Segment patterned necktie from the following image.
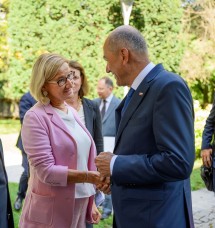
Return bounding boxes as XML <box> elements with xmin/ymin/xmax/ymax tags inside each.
<box><xmin>101</xmin><ymin>99</ymin><xmax>106</xmax><ymax>119</ymax></box>
<box><xmin>121</xmin><ymin>88</ymin><xmax>135</xmax><ymax>116</ymax></box>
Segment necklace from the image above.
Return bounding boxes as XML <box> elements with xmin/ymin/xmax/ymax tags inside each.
<box><xmin>76</xmin><ymin>98</ymin><xmax>82</xmax><ymax>111</ymax></box>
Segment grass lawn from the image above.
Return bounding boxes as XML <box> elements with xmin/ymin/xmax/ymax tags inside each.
<box><xmin>0</xmin><ymin>119</ymin><xmax>20</xmax><ymax>134</ymax></box>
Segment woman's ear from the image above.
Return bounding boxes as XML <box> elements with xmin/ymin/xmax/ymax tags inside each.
<box><xmin>41</xmin><ymin>85</ymin><xmax>48</xmax><ymax>96</ymax></box>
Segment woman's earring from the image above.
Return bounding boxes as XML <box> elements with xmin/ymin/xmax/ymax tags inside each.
<box><xmin>43</xmin><ymin>91</ymin><xmax>48</xmax><ymax>97</ymax></box>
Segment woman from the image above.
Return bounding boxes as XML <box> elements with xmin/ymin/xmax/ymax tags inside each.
<box><xmin>20</xmin><ymin>53</ymin><xmax>102</xmax><ymax>228</ymax></box>
<box><xmin>65</xmin><ymin>60</ymin><xmax>104</xmax><ymax>228</ymax></box>
<box><xmin>65</xmin><ymin>60</ymin><xmax>103</xmax><ymax>154</ymax></box>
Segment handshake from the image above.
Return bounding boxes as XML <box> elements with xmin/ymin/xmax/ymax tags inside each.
<box><xmin>88</xmin><ymin>152</ymin><xmax>114</xmax><ymax>194</ymax></box>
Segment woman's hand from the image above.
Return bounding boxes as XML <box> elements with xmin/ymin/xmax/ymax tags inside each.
<box><xmin>91</xmin><ymin>201</ymin><xmax>101</xmax><ymax>224</ymax></box>
<box><xmin>87</xmin><ymin>171</ymin><xmax>101</xmax><ymax>184</ymax></box>
<box><xmin>201</xmin><ymin>148</ymin><xmax>212</xmax><ymax>167</ymax></box>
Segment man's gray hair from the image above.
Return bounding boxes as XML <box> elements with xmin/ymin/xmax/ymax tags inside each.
<box><xmin>108</xmin><ymin>26</ymin><xmax>148</xmax><ymax>54</ymax></box>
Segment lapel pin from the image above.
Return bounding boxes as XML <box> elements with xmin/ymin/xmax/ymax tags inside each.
<box><xmin>139</xmin><ymin>92</ymin><xmax>143</xmax><ymax>96</ymax></box>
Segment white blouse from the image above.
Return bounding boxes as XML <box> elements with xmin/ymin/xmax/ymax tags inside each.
<box><xmin>54</xmin><ymin>107</ymin><xmax>95</xmax><ymax>198</ymax></box>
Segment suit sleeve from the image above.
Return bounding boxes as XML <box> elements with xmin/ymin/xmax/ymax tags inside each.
<box><xmin>93</xmin><ymin>103</ymin><xmax>104</xmax><ymax>154</ymax></box>
<box><xmin>21</xmin><ymin>111</ymin><xmax>68</xmax><ymax>186</ymax></box>
<box><xmin>201</xmin><ymin>94</ymin><xmax>215</xmax><ymax>150</ymax></box>
<box><xmin>112</xmin><ymin>80</ymin><xmax>195</xmax><ymax>184</ymax></box>
<box><xmin>19</xmin><ymin>93</ymin><xmax>35</xmax><ymax>123</ymax></box>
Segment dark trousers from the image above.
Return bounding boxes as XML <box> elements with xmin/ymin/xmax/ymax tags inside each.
<box><xmin>102</xmin><ymin>194</ymin><xmax>112</xmax><ymax>215</ymax></box>
<box><xmin>17</xmin><ymin>150</ymin><xmax>29</xmax><ymax>199</ymax></box>
<box><xmin>86</xmin><ymin>223</ymin><xmax>93</xmax><ymax>228</ymax></box>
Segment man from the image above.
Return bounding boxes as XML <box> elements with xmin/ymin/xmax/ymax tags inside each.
<box><xmin>201</xmin><ymin>94</ymin><xmax>215</xmax><ymax>167</ymax></box>
<box><xmin>14</xmin><ymin>91</ymin><xmax>36</xmax><ymax>210</ymax></box>
<box><xmin>95</xmin><ymin>25</ymin><xmax>195</xmax><ymax>228</ymax></box>
<box><xmin>94</xmin><ymin>76</ymin><xmax>120</xmax><ymax>220</ymax></box>
<box><xmin>0</xmin><ymin>139</ymin><xmax>14</xmax><ymax>228</ymax></box>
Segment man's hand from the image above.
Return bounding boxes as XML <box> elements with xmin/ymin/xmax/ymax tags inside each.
<box><xmin>95</xmin><ymin>152</ymin><xmax>114</xmax><ymax>177</ymax></box>
<box><xmin>96</xmin><ymin>176</ymin><xmax>111</xmax><ymax>194</ymax></box>
<box><xmin>201</xmin><ymin>148</ymin><xmax>212</xmax><ymax>167</ymax></box>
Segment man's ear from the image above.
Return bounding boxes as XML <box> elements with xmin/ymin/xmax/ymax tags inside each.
<box><xmin>121</xmin><ymin>48</ymin><xmax>129</xmax><ymax>64</ymax></box>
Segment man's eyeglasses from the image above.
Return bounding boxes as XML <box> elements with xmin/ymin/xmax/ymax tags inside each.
<box><xmin>47</xmin><ymin>71</ymin><xmax>75</xmax><ymax>87</ymax></box>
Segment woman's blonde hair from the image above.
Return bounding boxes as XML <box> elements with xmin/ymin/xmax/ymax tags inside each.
<box><xmin>30</xmin><ymin>53</ymin><xmax>68</xmax><ymax>104</ymax></box>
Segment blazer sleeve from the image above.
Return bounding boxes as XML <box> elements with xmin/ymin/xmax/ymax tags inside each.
<box><xmin>112</xmin><ymin>79</ymin><xmax>195</xmax><ymax>185</ymax></box>
<box><xmin>201</xmin><ymin>95</ymin><xmax>215</xmax><ymax>150</ymax></box>
<box><xmin>21</xmin><ymin>110</ymin><xmax>68</xmax><ymax>186</ymax></box>
<box><xmin>92</xmin><ymin>102</ymin><xmax>104</xmax><ymax>154</ymax></box>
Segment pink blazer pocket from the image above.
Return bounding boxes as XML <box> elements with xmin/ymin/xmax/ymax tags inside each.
<box><xmin>27</xmin><ymin>191</ymin><xmax>54</xmax><ymax>226</ymax></box>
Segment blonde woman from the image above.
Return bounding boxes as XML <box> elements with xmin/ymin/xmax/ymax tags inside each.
<box><xmin>19</xmin><ymin>53</ymin><xmax>102</xmax><ymax>228</ymax></box>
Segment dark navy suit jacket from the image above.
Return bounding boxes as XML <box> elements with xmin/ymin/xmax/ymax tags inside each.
<box><xmin>112</xmin><ymin>64</ymin><xmax>195</xmax><ymax>228</ymax></box>
<box><xmin>82</xmin><ymin>98</ymin><xmax>103</xmax><ymax>154</ymax></box>
<box><xmin>0</xmin><ymin>139</ymin><xmax>14</xmax><ymax>228</ymax></box>
<box><xmin>16</xmin><ymin>92</ymin><xmax>36</xmax><ymax>152</ymax></box>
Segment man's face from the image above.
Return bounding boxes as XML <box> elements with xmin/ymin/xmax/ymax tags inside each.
<box><xmin>97</xmin><ymin>79</ymin><xmax>112</xmax><ymax>100</ymax></box>
<box><xmin>103</xmin><ymin>41</ymin><xmax>127</xmax><ymax>86</ymax></box>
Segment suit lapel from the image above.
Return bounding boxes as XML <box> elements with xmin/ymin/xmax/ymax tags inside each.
<box><xmin>103</xmin><ymin>97</ymin><xmax>116</xmax><ymax>123</ymax></box>
<box><xmin>82</xmin><ymin>99</ymin><xmax>94</xmax><ymax>134</ymax></box>
<box><xmin>115</xmin><ymin>83</ymin><xmax>149</xmax><ymax>145</ymax></box>
<box><xmin>115</xmin><ymin>64</ymin><xmax>165</xmax><ymax>150</ymax></box>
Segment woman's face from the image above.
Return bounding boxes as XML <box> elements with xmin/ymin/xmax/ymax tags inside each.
<box><xmin>70</xmin><ymin>67</ymin><xmax>82</xmax><ymax>96</ymax></box>
<box><xmin>43</xmin><ymin>62</ymin><xmax>74</xmax><ymax>105</ymax></box>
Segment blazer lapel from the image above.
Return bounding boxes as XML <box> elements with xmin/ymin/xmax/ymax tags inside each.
<box><xmin>82</xmin><ymin>99</ymin><xmax>94</xmax><ymax>134</ymax></box>
<box><xmin>43</xmin><ymin>103</ymin><xmax>72</xmax><ymax>137</ymax></box>
<box><xmin>115</xmin><ymin>64</ymin><xmax>165</xmax><ymax>149</ymax></box>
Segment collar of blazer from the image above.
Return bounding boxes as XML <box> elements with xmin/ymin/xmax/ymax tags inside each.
<box><xmin>42</xmin><ymin>103</ymin><xmax>93</xmax><ymax>142</ymax></box>
<box><xmin>114</xmin><ymin>64</ymin><xmax>165</xmax><ymax>151</ymax></box>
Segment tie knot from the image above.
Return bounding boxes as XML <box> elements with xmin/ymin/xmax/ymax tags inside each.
<box><xmin>127</xmin><ymin>88</ymin><xmax>135</xmax><ymax>98</ymax></box>
<box><xmin>103</xmin><ymin>99</ymin><xmax>106</xmax><ymax>103</ymax></box>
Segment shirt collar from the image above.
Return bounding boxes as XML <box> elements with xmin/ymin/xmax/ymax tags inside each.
<box><xmin>131</xmin><ymin>62</ymin><xmax>155</xmax><ymax>90</ymax></box>
<box><xmin>105</xmin><ymin>93</ymin><xmax>113</xmax><ymax>103</ymax></box>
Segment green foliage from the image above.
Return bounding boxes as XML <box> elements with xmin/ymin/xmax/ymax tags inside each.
<box><xmin>8</xmin><ymin>182</ymin><xmax>21</xmax><ymax>228</ymax></box>
<box><xmin>0</xmin><ymin>118</ymin><xmax>20</xmax><ymax>134</ymax></box>
<box><xmin>0</xmin><ymin>0</ymin><xmax>9</xmax><ymax>98</ymax></box>
<box><xmin>180</xmin><ymin>0</ymin><xmax>215</xmax><ymax>105</ymax></box>
<box><xmin>190</xmin><ymin>159</ymin><xmax>205</xmax><ymax>191</ymax></box>
<box><xmin>132</xmin><ymin>0</ymin><xmax>184</xmax><ymax>73</ymax></box>
<box><xmin>5</xmin><ymin>0</ymin><xmax>184</xmax><ymax>100</ymax></box>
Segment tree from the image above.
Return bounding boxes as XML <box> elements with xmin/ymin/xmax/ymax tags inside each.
<box><xmin>180</xmin><ymin>0</ymin><xmax>215</xmax><ymax>106</ymax></box>
<box><xmin>5</xmin><ymin>0</ymin><xmax>184</xmax><ymax>101</ymax></box>
<box><xmin>0</xmin><ymin>0</ymin><xmax>9</xmax><ymax>98</ymax></box>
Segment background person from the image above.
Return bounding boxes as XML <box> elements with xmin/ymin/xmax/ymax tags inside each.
<box><xmin>201</xmin><ymin>94</ymin><xmax>215</xmax><ymax>167</ymax></box>
<box><xmin>14</xmin><ymin>91</ymin><xmax>36</xmax><ymax>211</ymax></box>
<box><xmin>0</xmin><ymin>138</ymin><xmax>14</xmax><ymax>228</ymax></box>
<box><xmin>65</xmin><ymin>60</ymin><xmax>103</xmax><ymax>154</ymax></box>
<box><xmin>65</xmin><ymin>60</ymin><xmax>104</xmax><ymax>228</ymax></box>
<box><xmin>20</xmin><ymin>53</ymin><xmax>102</xmax><ymax>228</ymax></box>
<box><xmin>95</xmin><ymin>25</ymin><xmax>195</xmax><ymax>228</ymax></box>
<box><xmin>94</xmin><ymin>76</ymin><xmax>120</xmax><ymax>220</ymax></box>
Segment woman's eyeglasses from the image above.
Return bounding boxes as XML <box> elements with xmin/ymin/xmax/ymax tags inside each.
<box><xmin>47</xmin><ymin>71</ymin><xmax>75</xmax><ymax>87</ymax></box>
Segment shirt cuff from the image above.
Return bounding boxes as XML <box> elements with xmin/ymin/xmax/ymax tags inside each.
<box><xmin>110</xmin><ymin>155</ymin><xmax>118</xmax><ymax>175</ymax></box>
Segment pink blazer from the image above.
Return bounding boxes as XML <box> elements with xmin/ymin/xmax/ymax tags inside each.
<box><xmin>19</xmin><ymin>102</ymin><xmax>97</xmax><ymax>228</ymax></box>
